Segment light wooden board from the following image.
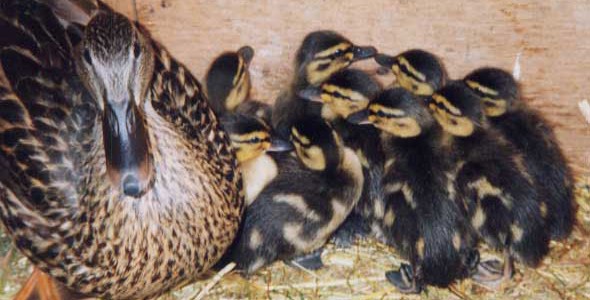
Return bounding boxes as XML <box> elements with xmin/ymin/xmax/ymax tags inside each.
<box><xmin>105</xmin><ymin>0</ymin><xmax>590</xmax><ymax>175</ymax></box>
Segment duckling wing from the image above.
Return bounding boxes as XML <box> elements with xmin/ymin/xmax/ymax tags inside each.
<box><xmin>1</xmin><ymin>0</ymin><xmax>100</xmax><ymax>221</ymax></box>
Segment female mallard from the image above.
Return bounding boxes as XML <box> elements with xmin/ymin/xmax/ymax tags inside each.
<box><xmin>0</xmin><ymin>0</ymin><xmax>243</xmax><ymax>299</ymax></box>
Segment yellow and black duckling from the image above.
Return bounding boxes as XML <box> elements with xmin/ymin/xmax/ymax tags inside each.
<box><xmin>221</xmin><ymin>113</ymin><xmax>293</xmax><ymax>206</ymax></box>
<box><xmin>427</xmin><ymin>82</ymin><xmax>550</xmax><ymax>288</ymax></box>
<box><xmin>463</xmin><ymin>68</ymin><xmax>575</xmax><ymax>241</ymax></box>
<box><xmin>227</xmin><ymin>116</ymin><xmax>364</xmax><ymax>274</ymax></box>
<box><xmin>205</xmin><ymin>45</ymin><xmax>271</xmax><ymax>122</ymax></box>
<box><xmin>375</xmin><ymin>49</ymin><xmax>446</xmax><ymax>97</ymax></box>
<box><xmin>298</xmin><ymin>69</ymin><xmax>383</xmax><ymax>246</ymax></box>
<box><xmin>272</xmin><ymin>30</ymin><xmax>377</xmax><ymax>138</ymax></box>
<box><xmin>0</xmin><ymin>1</ymin><xmax>242</xmax><ymax>299</ymax></box>
<box><xmin>347</xmin><ymin>88</ymin><xmax>479</xmax><ymax>293</ymax></box>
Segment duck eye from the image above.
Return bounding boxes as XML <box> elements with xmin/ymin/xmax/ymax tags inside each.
<box><xmin>251</xmin><ymin>137</ymin><xmax>260</xmax><ymax>143</ymax></box>
<box><xmin>133</xmin><ymin>43</ymin><xmax>141</xmax><ymax>59</ymax></box>
<box><xmin>83</xmin><ymin>49</ymin><xmax>92</xmax><ymax>65</ymax></box>
<box><xmin>376</xmin><ymin>111</ymin><xmax>386</xmax><ymax>117</ymax></box>
<box><xmin>333</xmin><ymin>49</ymin><xmax>343</xmax><ymax>56</ymax></box>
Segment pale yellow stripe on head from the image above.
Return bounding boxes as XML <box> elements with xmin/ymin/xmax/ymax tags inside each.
<box><xmin>398</xmin><ymin>56</ymin><xmax>426</xmax><ymax>82</ymax></box>
<box><xmin>323</xmin><ymin>84</ymin><xmax>369</xmax><ymax>103</ymax></box>
<box><xmin>432</xmin><ymin>94</ymin><xmax>462</xmax><ymax>116</ymax></box>
<box><xmin>313</xmin><ymin>42</ymin><xmax>352</xmax><ymax>58</ymax></box>
<box><xmin>465</xmin><ymin>80</ymin><xmax>499</xmax><ymax>96</ymax></box>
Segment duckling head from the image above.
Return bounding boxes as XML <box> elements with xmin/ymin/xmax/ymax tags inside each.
<box><xmin>290</xmin><ymin>117</ymin><xmax>343</xmax><ymax>172</ymax></box>
<box><xmin>76</xmin><ymin>12</ymin><xmax>155</xmax><ymax>197</ymax></box>
<box><xmin>295</xmin><ymin>30</ymin><xmax>377</xmax><ymax>87</ymax></box>
<box><xmin>426</xmin><ymin>81</ymin><xmax>484</xmax><ymax>137</ymax></box>
<box><xmin>375</xmin><ymin>49</ymin><xmax>446</xmax><ymax>96</ymax></box>
<box><xmin>205</xmin><ymin>46</ymin><xmax>255</xmax><ymax>115</ymax></box>
<box><xmin>464</xmin><ymin>67</ymin><xmax>519</xmax><ymax>117</ymax></box>
<box><xmin>298</xmin><ymin>69</ymin><xmax>381</xmax><ymax>119</ymax></box>
<box><xmin>222</xmin><ymin>113</ymin><xmax>292</xmax><ymax>163</ymax></box>
<box><xmin>347</xmin><ymin>88</ymin><xmax>433</xmax><ymax>138</ymax></box>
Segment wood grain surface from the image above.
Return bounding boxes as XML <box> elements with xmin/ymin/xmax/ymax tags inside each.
<box><xmin>105</xmin><ymin>0</ymin><xmax>590</xmax><ymax>175</ymax></box>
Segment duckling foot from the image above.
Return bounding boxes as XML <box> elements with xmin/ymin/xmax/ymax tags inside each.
<box><xmin>287</xmin><ymin>249</ymin><xmax>325</xmax><ymax>271</ymax></box>
<box><xmin>385</xmin><ymin>263</ymin><xmax>424</xmax><ymax>294</ymax></box>
<box><xmin>471</xmin><ymin>259</ymin><xmax>509</xmax><ymax>289</ymax></box>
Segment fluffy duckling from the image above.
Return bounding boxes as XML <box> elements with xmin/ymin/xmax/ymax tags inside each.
<box><xmin>221</xmin><ymin>113</ymin><xmax>292</xmax><ymax>205</ymax></box>
<box><xmin>427</xmin><ymin>82</ymin><xmax>550</xmax><ymax>288</ymax></box>
<box><xmin>272</xmin><ymin>30</ymin><xmax>377</xmax><ymax>138</ymax></box>
<box><xmin>347</xmin><ymin>88</ymin><xmax>478</xmax><ymax>293</ymax></box>
<box><xmin>298</xmin><ymin>69</ymin><xmax>383</xmax><ymax>245</ymax></box>
<box><xmin>464</xmin><ymin>68</ymin><xmax>575</xmax><ymax>240</ymax></box>
<box><xmin>205</xmin><ymin>45</ymin><xmax>271</xmax><ymax>121</ymax></box>
<box><xmin>375</xmin><ymin>49</ymin><xmax>446</xmax><ymax>97</ymax></box>
<box><xmin>228</xmin><ymin>117</ymin><xmax>364</xmax><ymax>274</ymax></box>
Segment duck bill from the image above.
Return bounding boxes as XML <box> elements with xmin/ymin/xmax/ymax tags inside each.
<box><xmin>374</xmin><ymin>53</ymin><xmax>396</xmax><ymax>68</ymax></box>
<box><xmin>346</xmin><ymin>109</ymin><xmax>371</xmax><ymax>125</ymax></box>
<box><xmin>238</xmin><ymin>45</ymin><xmax>255</xmax><ymax>64</ymax></box>
<box><xmin>352</xmin><ymin>45</ymin><xmax>377</xmax><ymax>61</ymax></box>
<box><xmin>102</xmin><ymin>100</ymin><xmax>153</xmax><ymax>198</ymax></box>
<box><xmin>297</xmin><ymin>86</ymin><xmax>323</xmax><ymax>103</ymax></box>
<box><xmin>267</xmin><ymin>137</ymin><xmax>293</xmax><ymax>152</ymax></box>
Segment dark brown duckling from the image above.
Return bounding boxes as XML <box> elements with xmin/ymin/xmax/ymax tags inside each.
<box><xmin>205</xmin><ymin>45</ymin><xmax>271</xmax><ymax>122</ymax></box>
<box><xmin>298</xmin><ymin>68</ymin><xmax>383</xmax><ymax>246</ymax></box>
<box><xmin>427</xmin><ymin>81</ymin><xmax>550</xmax><ymax>288</ymax></box>
<box><xmin>228</xmin><ymin>116</ymin><xmax>364</xmax><ymax>274</ymax></box>
<box><xmin>271</xmin><ymin>30</ymin><xmax>377</xmax><ymax>139</ymax></box>
<box><xmin>348</xmin><ymin>88</ymin><xmax>479</xmax><ymax>293</ymax></box>
<box><xmin>464</xmin><ymin>67</ymin><xmax>575</xmax><ymax>241</ymax></box>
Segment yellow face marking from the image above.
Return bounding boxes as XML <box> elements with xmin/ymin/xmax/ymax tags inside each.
<box><xmin>432</xmin><ymin>94</ymin><xmax>462</xmax><ymax>116</ymax></box>
<box><xmin>367</xmin><ymin>105</ymin><xmax>421</xmax><ymax>138</ymax></box>
<box><xmin>313</xmin><ymin>43</ymin><xmax>352</xmax><ymax>59</ymax></box>
<box><xmin>230</xmin><ymin>131</ymin><xmax>271</xmax><ymax>163</ymax></box>
<box><xmin>233</xmin><ymin>56</ymin><xmax>245</xmax><ymax>86</ymax></box>
<box><xmin>295</xmin><ymin>144</ymin><xmax>326</xmax><ymax>171</ymax></box>
<box><xmin>225</xmin><ymin>67</ymin><xmax>250</xmax><ymax>111</ymax></box>
<box><xmin>369</xmin><ymin>104</ymin><xmax>406</xmax><ymax>117</ymax></box>
<box><xmin>481</xmin><ymin>97</ymin><xmax>507</xmax><ymax>117</ymax></box>
<box><xmin>465</xmin><ymin>80</ymin><xmax>499</xmax><ymax>96</ymax></box>
<box><xmin>416</xmin><ymin>237</ymin><xmax>425</xmax><ymax>258</ymax></box>
<box><xmin>291</xmin><ymin>128</ymin><xmax>310</xmax><ymax>145</ymax></box>
<box><xmin>429</xmin><ymin>102</ymin><xmax>474</xmax><ymax>137</ymax></box>
<box><xmin>397</xmin><ymin>56</ymin><xmax>426</xmax><ymax>82</ymax></box>
<box><xmin>392</xmin><ymin>64</ymin><xmax>435</xmax><ymax>96</ymax></box>
<box><xmin>306</xmin><ymin>59</ymin><xmax>352</xmax><ymax>85</ymax></box>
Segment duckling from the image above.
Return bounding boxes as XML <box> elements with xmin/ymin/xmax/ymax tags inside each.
<box><xmin>375</xmin><ymin>49</ymin><xmax>446</xmax><ymax>97</ymax></box>
<box><xmin>272</xmin><ymin>30</ymin><xmax>377</xmax><ymax>138</ymax></box>
<box><xmin>228</xmin><ymin>117</ymin><xmax>364</xmax><ymax>274</ymax></box>
<box><xmin>0</xmin><ymin>1</ymin><xmax>242</xmax><ymax>299</ymax></box>
<box><xmin>427</xmin><ymin>82</ymin><xmax>550</xmax><ymax>288</ymax></box>
<box><xmin>463</xmin><ymin>68</ymin><xmax>575</xmax><ymax>241</ymax></box>
<box><xmin>347</xmin><ymin>88</ymin><xmax>479</xmax><ymax>293</ymax></box>
<box><xmin>205</xmin><ymin>45</ymin><xmax>271</xmax><ymax>121</ymax></box>
<box><xmin>221</xmin><ymin>113</ymin><xmax>293</xmax><ymax>205</ymax></box>
<box><xmin>298</xmin><ymin>69</ymin><xmax>383</xmax><ymax>245</ymax></box>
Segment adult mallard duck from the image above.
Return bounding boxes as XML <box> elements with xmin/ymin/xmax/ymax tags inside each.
<box><xmin>0</xmin><ymin>0</ymin><xmax>243</xmax><ymax>299</ymax></box>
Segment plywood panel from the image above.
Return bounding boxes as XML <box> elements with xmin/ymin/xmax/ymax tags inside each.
<box><xmin>105</xmin><ymin>0</ymin><xmax>590</xmax><ymax>175</ymax></box>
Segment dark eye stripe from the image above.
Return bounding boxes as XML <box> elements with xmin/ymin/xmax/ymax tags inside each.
<box><xmin>324</xmin><ymin>90</ymin><xmax>352</xmax><ymax>102</ymax></box>
<box><xmin>396</xmin><ymin>61</ymin><xmax>423</xmax><ymax>82</ymax></box>
<box><xmin>315</xmin><ymin>48</ymin><xmax>352</xmax><ymax>60</ymax></box>
<box><xmin>373</xmin><ymin>110</ymin><xmax>403</xmax><ymax>118</ymax></box>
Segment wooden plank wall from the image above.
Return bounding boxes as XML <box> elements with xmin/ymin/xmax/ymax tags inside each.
<box><xmin>105</xmin><ymin>0</ymin><xmax>590</xmax><ymax>176</ymax></box>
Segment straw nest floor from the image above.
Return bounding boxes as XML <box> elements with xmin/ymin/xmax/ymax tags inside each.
<box><xmin>1</xmin><ymin>177</ymin><xmax>589</xmax><ymax>300</ymax></box>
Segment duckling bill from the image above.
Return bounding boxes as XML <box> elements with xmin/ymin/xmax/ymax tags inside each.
<box><xmin>227</xmin><ymin>117</ymin><xmax>364</xmax><ymax>274</ymax></box>
<box><xmin>348</xmin><ymin>88</ymin><xmax>478</xmax><ymax>293</ymax></box>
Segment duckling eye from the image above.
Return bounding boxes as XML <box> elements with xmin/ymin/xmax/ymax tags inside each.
<box><xmin>133</xmin><ymin>43</ymin><xmax>141</xmax><ymax>59</ymax></box>
<box><xmin>333</xmin><ymin>49</ymin><xmax>343</xmax><ymax>57</ymax></box>
<box><xmin>376</xmin><ymin>110</ymin><xmax>387</xmax><ymax>117</ymax></box>
<box><xmin>83</xmin><ymin>49</ymin><xmax>92</xmax><ymax>65</ymax></box>
<box><xmin>250</xmin><ymin>137</ymin><xmax>261</xmax><ymax>143</ymax></box>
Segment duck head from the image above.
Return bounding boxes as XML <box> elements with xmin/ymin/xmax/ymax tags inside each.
<box><xmin>222</xmin><ymin>113</ymin><xmax>292</xmax><ymax>163</ymax></box>
<box><xmin>347</xmin><ymin>88</ymin><xmax>434</xmax><ymax>138</ymax></box>
<box><xmin>298</xmin><ymin>69</ymin><xmax>381</xmax><ymax>120</ymax></box>
<box><xmin>375</xmin><ymin>49</ymin><xmax>446</xmax><ymax>97</ymax></box>
<box><xmin>205</xmin><ymin>46</ymin><xmax>255</xmax><ymax>115</ymax></box>
<box><xmin>426</xmin><ymin>81</ymin><xmax>484</xmax><ymax>137</ymax></box>
<box><xmin>290</xmin><ymin>117</ymin><xmax>343</xmax><ymax>173</ymax></box>
<box><xmin>295</xmin><ymin>30</ymin><xmax>377</xmax><ymax>87</ymax></box>
<box><xmin>463</xmin><ymin>67</ymin><xmax>519</xmax><ymax>117</ymax></box>
<box><xmin>76</xmin><ymin>12</ymin><xmax>155</xmax><ymax>197</ymax></box>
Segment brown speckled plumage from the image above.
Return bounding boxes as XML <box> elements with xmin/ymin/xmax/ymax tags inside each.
<box><xmin>0</xmin><ymin>0</ymin><xmax>243</xmax><ymax>299</ymax></box>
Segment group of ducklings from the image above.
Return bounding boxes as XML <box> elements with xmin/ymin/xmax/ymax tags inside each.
<box><xmin>203</xmin><ymin>30</ymin><xmax>575</xmax><ymax>293</ymax></box>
